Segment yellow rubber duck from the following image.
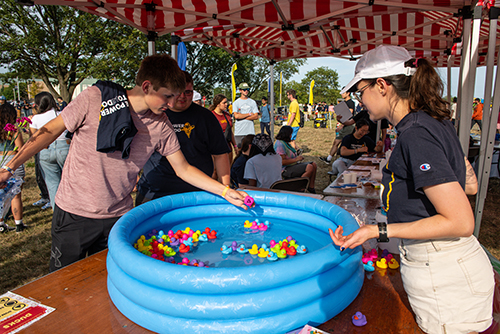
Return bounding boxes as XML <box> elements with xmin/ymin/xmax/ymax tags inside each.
<box><xmin>376</xmin><ymin>258</ymin><xmax>388</xmax><ymax>269</ymax></box>
<box><xmin>277</xmin><ymin>249</ymin><xmax>287</xmax><ymax>259</ymax></box>
<box><xmin>249</xmin><ymin>244</ymin><xmax>259</xmax><ymax>255</ymax></box>
<box><xmin>192</xmin><ymin>232</ymin><xmax>199</xmax><ymax>242</ymax></box>
<box><xmin>244</xmin><ymin>220</ymin><xmax>253</xmax><ymax>228</ymax></box>
<box><xmin>258</xmin><ymin>248</ymin><xmax>269</xmax><ymax>258</ymax></box>
<box><xmin>388</xmin><ymin>258</ymin><xmax>400</xmax><ymax>269</ymax></box>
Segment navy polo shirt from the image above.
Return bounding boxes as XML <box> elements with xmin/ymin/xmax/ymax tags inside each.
<box><xmin>381</xmin><ymin>110</ymin><xmax>465</xmax><ymax>224</ymax></box>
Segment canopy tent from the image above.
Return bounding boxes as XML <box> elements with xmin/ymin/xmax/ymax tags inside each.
<box><xmin>25</xmin><ymin>0</ymin><xmax>499</xmax><ymax>236</ymax></box>
<box><xmin>32</xmin><ymin>0</ymin><xmax>499</xmax><ymax>67</ymax></box>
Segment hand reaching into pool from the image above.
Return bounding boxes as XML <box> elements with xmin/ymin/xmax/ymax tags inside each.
<box><xmin>328</xmin><ymin>225</ymin><xmax>377</xmax><ymax>251</ymax></box>
<box><xmin>223</xmin><ymin>188</ymin><xmax>254</xmax><ymax>210</ymax></box>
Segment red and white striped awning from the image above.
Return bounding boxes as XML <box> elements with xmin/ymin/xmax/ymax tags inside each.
<box><xmin>34</xmin><ymin>0</ymin><xmax>499</xmax><ymax>66</ymax></box>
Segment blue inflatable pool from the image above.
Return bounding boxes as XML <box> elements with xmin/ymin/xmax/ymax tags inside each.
<box><xmin>107</xmin><ymin>191</ymin><xmax>363</xmax><ymax>334</ymax></box>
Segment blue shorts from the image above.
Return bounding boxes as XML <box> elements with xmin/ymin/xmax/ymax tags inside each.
<box><xmin>291</xmin><ymin>126</ymin><xmax>300</xmax><ymax>140</ymax></box>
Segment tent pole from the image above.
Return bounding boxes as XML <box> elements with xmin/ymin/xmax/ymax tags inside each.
<box><xmin>447</xmin><ymin>55</ymin><xmax>452</xmax><ymax>103</ymax></box>
<box><xmin>473</xmin><ymin>8</ymin><xmax>500</xmax><ymax>237</ymax></box>
<box><xmin>147</xmin><ymin>31</ymin><xmax>157</xmax><ymax>56</ymax></box>
<box><xmin>171</xmin><ymin>34</ymin><xmax>181</xmax><ymax>60</ymax></box>
<box><xmin>457</xmin><ymin>7</ymin><xmax>475</xmax><ymax>155</ymax></box>
<box><xmin>270</xmin><ymin>61</ymin><xmax>275</xmax><ymax>141</ymax></box>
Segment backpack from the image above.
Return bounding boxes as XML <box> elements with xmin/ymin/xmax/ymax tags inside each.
<box><xmin>298</xmin><ymin>107</ymin><xmax>305</xmax><ymax>128</ymax></box>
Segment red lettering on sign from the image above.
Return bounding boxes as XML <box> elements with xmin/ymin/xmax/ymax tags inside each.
<box><xmin>0</xmin><ymin>306</ymin><xmax>46</xmax><ymax>334</ymax></box>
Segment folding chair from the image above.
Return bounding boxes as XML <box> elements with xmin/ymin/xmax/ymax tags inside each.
<box><xmin>270</xmin><ymin>177</ymin><xmax>310</xmax><ymax>193</ymax></box>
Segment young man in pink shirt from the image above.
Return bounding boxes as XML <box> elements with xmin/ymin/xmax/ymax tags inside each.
<box><xmin>0</xmin><ymin>54</ymin><xmax>249</xmax><ymax>272</ymax></box>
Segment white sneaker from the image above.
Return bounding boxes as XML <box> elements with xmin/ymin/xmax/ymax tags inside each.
<box><xmin>41</xmin><ymin>202</ymin><xmax>52</xmax><ymax>210</ymax></box>
<box><xmin>33</xmin><ymin>198</ymin><xmax>49</xmax><ymax>206</ymax></box>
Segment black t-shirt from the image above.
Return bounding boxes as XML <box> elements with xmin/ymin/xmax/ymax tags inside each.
<box><xmin>345</xmin><ymin>98</ymin><xmax>355</xmax><ymax>113</ymax></box>
<box><xmin>353</xmin><ymin>109</ymin><xmax>389</xmax><ymax>142</ymax></box>
<box><xmin>381</xmin><ymin>110</ymin><xmax>465</xmax><ymax>224</ymax></box>
<box><xmin>137</xmin><ymin>103</ymin><xmax>230</xmax><ymax>199</ymax></box>
<box><xmin>339</xmin><ymin>134</ymin><xmax>376</xmax><ymax>160</ymax></box>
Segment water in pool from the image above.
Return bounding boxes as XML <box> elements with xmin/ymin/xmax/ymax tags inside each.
<box><xmin>134</xmin><ymin>216</ymin><xmax>331</xmax><ymax>268</ymax></box>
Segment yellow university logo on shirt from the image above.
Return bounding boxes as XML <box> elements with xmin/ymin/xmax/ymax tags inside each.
<box><xmin>172</xmin><ymin>122</ymin><xmax>195</xmax><ymax>138</ymax></box>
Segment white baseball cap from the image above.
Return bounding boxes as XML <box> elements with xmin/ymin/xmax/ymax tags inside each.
<box><xmin>341</xmin><ymin>45</ymin><xmax>416</xmax><ymax>94</ymax></box>
<box><xmin>193</xmin><ymin>91</ymin><xmax>201</xmax><ymax>101</ymax></box>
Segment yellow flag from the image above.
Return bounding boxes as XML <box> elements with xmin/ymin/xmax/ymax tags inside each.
<box><xmin>280</xmin><ymin>71</ymin><xmax>282</xmax><ymax>107</ymax></box>
<box><xmin>309</xmin><ymin>80</ymin><xmax>315</xmax><ymax>105</ymax></box>
<box><xmin>231</xmin><ymin>63</ymin><xmax>237</xmax><ymax>103</ymax></box>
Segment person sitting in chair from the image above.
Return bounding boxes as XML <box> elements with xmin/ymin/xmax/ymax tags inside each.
<box><xmin>331</xmin><ymin>119</ymin><xmax>383</xmax><ymax>176</ymax></box>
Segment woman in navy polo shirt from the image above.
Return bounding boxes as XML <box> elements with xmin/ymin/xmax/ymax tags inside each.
<box><xmin>329</xmin><ymin>45</ymin><xmax>494</xmax><ymax>334</ymax></box>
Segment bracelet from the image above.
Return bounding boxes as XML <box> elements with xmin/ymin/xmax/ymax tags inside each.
<box><xmin>1</xmin><ymin>166</ymin><xmax>14</xmax><ymax>175</ymax></box>
<box><xmin>221</xmin><ymin>185</ymin><xmax>230</xmax><ymax>199</ymax></box>
<box><xmin>354</xmin><ymin>148</ymin><xmax>357</xmax><ymax>154</ymax></box>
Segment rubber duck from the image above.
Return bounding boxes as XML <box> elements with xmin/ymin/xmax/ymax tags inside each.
<box><xmin>244</xmin><ymin>220</ymin><xmax>253</xmax><ymax>228</ymax></box>
<box><xmin>385</xmin><ymin>253</ymin><xmax>394</xmax><ymax>262</ymax></box>
<box><xmin>271</xmin><ymin>244</ymin><xmax>281</xmax><ymax>254</ymax></box>
<box><xmin>382</xmin><ymin>249</ymin><xmax>389</xmax><ymax>257</ymax></box>
<box><xmin>198</xmin><ymin>261</ymin><xmax>206</xmax><ymax>267</ymax></box>
<box><xmin>179</xmin><ymin>244</ymin><xmax>190</xmax><ymax>253</ymax></box>
<box><xmin>179</xmin><ymin>258</ymin><xmax>190</xmax><ymax>266</ymax></box>
<box><xmin>287</xmin><ymin>236</ymin><xmax>293</xmax><ymax>242</ymax></box>
<box><xmin>165</xmin><ymin>256</ymin><xmax>175</xmax><ymax>263</ymax></box>
<box><xmin>277</xmin><ymin>249</ymin><xmax>287</xmax><ymax>259</ymax></box>
<box><xmin>183</xmin><ymin>237</ymin><xmax>193</xmax><ymax>247</ymax></box>
<box><xmin>207</xmin><ymin>230</ymin><xmax>217</xmax><ymax>239</ymax></box>
<box><xmin>244</xmin><ymin>195</ymin><xmax>255</xmax><ymax>207</ymax></box>
<box><xmin>286</xmin><ymin>246</ymin><xmax>297</xmax><ymax>256</ymax></box>
<box><xmin>376</xmin><ymin>258</ymin><xmax>388</xmax><ymax>269</ymax></box>
<box><xmin>230</xmin><ymin>241</ymin><xmax>238</xmax><ymax>251</ymax></box>
<box><xmin>297</xmin><ymin>245</ymin><xmax>307</xmax><ymax>254</ymax></box>
<box><xmin>169</xmin><ymin>237</ymin><xmax>180</xmax><ymax>247</ymax></box>
<box><xmin>198</xmin><ymin>233</ymin><xmax>208</xmax><ymax>242</ymax></box>
<box><xmin>183</xmin><ymin>227</ymin><xmax>191</xmax><ymax>234</ymax></box>
<box><xmin>363</xmin><ymin>261</ymin><xmax>375</xmax><ymax>272</ymax></box>
<box><xmin>250</xmin><ymin>221</ymin><xmax>259</xmax><ymax>230</ymax></box>
<box><xmin>167</xmin><ymin>230</ymin><xmax>174</xmax><ymax>238</ymax></box>
<box><xmin>260</xmin><ymin>243</ymin><xmax>269</xmax><ymax>251</ymax></box>
<box><xmin>269</xmin><ymin>240</ymin><xmax>277</xmax><ymax>248</ymax></box>
<box><xmin>388</xmin><ymin>258</ymin><xmax>400</xmax><ymax>269</ymax></box>
<box><xmin>164</xmin><ymin>247</ymin><xmax>176</xmax><ymax>257</ymax></box>
<box><xmin>281</xmin><ymin>241</ymin><xmax>289</xmax><ymax>249</ymax></box>
<box><xmin>220</xmin><ymin>245</ymin><xmax>232</xmax><ymax>255</ymax></box>
<box><xmin>264</xmin><ymin>220</ymin><xmax>270</xmax><ymax>227</ymax></box>
<box><xmin>289</xmin><ymin>240</ymin><xmax>298</xmax><ymax>248</ymax></box>
<box><xmin>190</xmin><ymin>259</ymin><xmax>198</xmax><ymax>266</ymax></box>
<box><xmin>267</xmin><ymin>251</ymin><xmax>278</xmax><ymax>261</ymax></box>
<box><xmin>352</xmin><ymin>312</ymin><xmax>367</xmax><ymax>326</ymax></box>
<box><xmin>237</xmin><ymin>244</ymin><xmax>249</xmax><ymax>254</ymax></box>
<box><xmin>191</xmin><ymin>232</ymin><xmax>199</xmax><ymax>242</ymax></box>
<box><xmin>248</xmin><ymin>244</ymin><xmax>259</xmax><ymax>255</ymax></box>
<box><xmin>258</xmin><ymin>248</ymin><xmax>269</xmax><ymax>258</ymax></box>
<box><xmin>181</xmin><ymin>234</ymin><xmax>189</xmax><ymax>241</ymax></box>
<box><xmin>257</xmin><ymin>223</ymin><xmax>268</xmax><ymax>231</ymax></box>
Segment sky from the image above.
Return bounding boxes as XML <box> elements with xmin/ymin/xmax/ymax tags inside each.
<box><xmin>290</xmin><ymin>57</ymin><xmax>490</xmax><ymax>100</ymax></box>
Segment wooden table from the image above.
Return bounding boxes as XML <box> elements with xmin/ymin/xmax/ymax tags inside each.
<box><xmin>12</xmin><ymin>249</ymin><xmax>425</xmax><ymax>334</ymax></box>
<box><xmin>322</xmin><ymin>156</ymin><xmax>383</xmax><ymax>199</ymax></box>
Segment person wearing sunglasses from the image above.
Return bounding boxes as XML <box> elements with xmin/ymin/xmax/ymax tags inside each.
<box><xmin>329</xmin><ymin>45</ymin><xmax>493</xmax><ymax>334</ymax></box>
<box><xmin>233</xmin><ymin>83</ymin><xmax>259</xmax><ymax>147</ymax></box>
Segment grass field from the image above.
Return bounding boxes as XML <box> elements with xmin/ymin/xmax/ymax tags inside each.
<box><xmin>0</xmin><ymin>121</ymin><xmax>498</xmax><ymax>294</ymax></box>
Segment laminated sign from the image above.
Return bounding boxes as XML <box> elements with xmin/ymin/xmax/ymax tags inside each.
<box><xmin>0</xmin><ymin>292</ymin><xmax>55</xmax><ymax>334</ymax></box>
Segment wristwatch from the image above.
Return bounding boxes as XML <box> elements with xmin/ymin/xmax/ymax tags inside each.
<box><xmin>377</xmin><ymin>222</ymin><xmax>389</xmax><ymax>243</ymax></box>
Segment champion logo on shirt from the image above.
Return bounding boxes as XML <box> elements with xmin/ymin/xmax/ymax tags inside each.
<box><xmin>420</xmin><ymin>163</ymin><xmax>431</xmax><ymax>171</ymax></box>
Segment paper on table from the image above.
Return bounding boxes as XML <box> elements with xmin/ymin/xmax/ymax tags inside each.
<box><xmin>333</xmin><ymin>101</ymin><xmax>353</xmax><ymax>122</ymax></box>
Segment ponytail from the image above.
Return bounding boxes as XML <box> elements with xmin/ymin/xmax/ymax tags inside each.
<box><xmin>382</xmin><ymin>58</ymin><xmax>450</xmax><ymax>121</ymax></box>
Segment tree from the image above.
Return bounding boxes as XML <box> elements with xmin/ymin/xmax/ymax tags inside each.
<box><xmin>0</xmin><ymin>1</ymin><xmax>136</xmax><ymax>102</ymax></box>
<box><xmin>299</xmin><ymin>67</ymin><xmax>341</xmax><ymax>104</ymax></box>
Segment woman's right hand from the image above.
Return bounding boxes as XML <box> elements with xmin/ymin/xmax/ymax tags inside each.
<box><xmin>296</xmin><ymin>156</ymin><xmax>304</xmax><ymax>162</ymax></box>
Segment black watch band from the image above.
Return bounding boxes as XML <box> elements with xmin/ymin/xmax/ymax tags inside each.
<box><xmin>377</xmin><ymin>222</ymin><xmax>389</xmax><ymax>243</ymax></box>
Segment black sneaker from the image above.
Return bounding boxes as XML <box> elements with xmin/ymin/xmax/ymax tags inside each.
<box><xmin>16</xmin><ymin>224</ymin><xmax>29</xmax><ymax>233</ymax></box>
<box><xmin>319</xmin><ymin>156</ymin><xmax>330</xmax><ymax>165</ymax></box>
<box><xmin>0</xmin><ymin>223</ymin><xmax>15</xmax><ymax>233</ymax></box>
